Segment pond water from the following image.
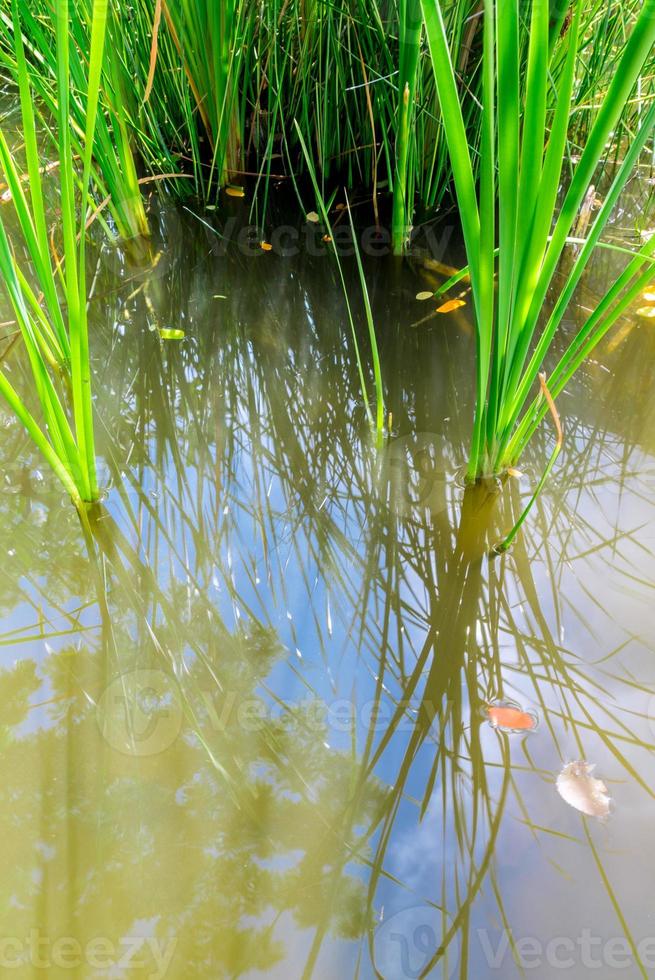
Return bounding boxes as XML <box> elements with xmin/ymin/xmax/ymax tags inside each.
<box><xmin>1</xmin><ymin>195</ymin><xmax>655</xmax><ymax>978</ymax></box>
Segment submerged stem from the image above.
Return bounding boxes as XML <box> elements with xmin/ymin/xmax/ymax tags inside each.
<box><xmin>495</xmin><ymin>373</ymin><xmax>563</xmax><ymax>553</ymax></box>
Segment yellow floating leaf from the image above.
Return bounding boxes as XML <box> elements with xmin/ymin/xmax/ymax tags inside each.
<box><xmin>159</xmin><ymin>328</ymin><xmax>185</xmax><ymax>341</ymax></box>
<box><xmin>416</xmin><ymin>291</ymin><xmax>434</xmax><ymax>301</ymax></box>
<box><xmin>636</xmin><ymin>306</ymin><xmax>655</xmax><ymax>318</ymax></box>
<box><xmin>306</xmin><ymin>211</ymin><xmax>319</xmax><ymax>223</ymax></box>
<box><xmin>260</xmin><ymin>241</ymin><xmax>273</xmax><ymax>251</ymax></box>
<box><xmin>225</xmin><ymin>185</ymin><xmax>245</xmax><ymax>198</ymax></box>
<box><xmin>507</xmin><ymin>468</ymin><xmax>523</xmax><ymax>479</ymax></box>
<box><xmin>436</xmin><ymin>299</ymin><xmax>466</xmax><ymax>314</ymax></box>
<box><xmin>642</xmin><ymin>291</ymin><xmax>655</xmax><ymax>302</ymax></box>
<box><xmin>322</xmin><ymin>235</ymin><xmax>332</xmax><ymax>243</ymax></box>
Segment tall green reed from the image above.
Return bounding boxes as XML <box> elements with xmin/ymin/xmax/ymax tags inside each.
<box><xmin>420</xmin><ymin>0</ymin><xmax>655</xmax><ymax>481</ymax></box>
<box><xmin>0</xmin><ymin>0</ymin><xmax>107</xmax><ymax>506</ymax></box>
<box><xmin>391</xmin><ymin>0</ymin><xmax>423</xmax><ymax>253</ymax></box>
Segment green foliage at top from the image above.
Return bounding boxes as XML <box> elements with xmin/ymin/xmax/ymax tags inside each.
<box><xmin>1</xmin><ymin>0</ymin><xmax>652</xmax><ymax>250</ymax></box>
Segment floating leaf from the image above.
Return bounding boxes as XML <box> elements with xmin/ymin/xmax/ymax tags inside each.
<box><xmin>507</xmin><ymin>467</ymin><xmax>523</xmax><ymax>479</ymax></box>
<box><xmin>306</xmin><ymin>211</ymin><xmax>319</xmax><ymax>223</ymax></box>
<box><xmin>556</xmin><ymin>761</ymin><xmax>612</xmax><ymax>819</ymax></box>
<box><xmin>416</xmin><ymin>291</ymin><xmax>434</xmax><ymax>301</ymax></box>
<box><xmin>636</xmin><ymin>306</ymin><xmax>655</xmax><ymax>318</ymax></box>
<box><xmin>487</xmin><ymin>702</ymin><xmax>537</xmax><ymax>733</ymax></box>
<box><xmin>642</xmin><ymin>291</ymin><xmax>655</xmax><ymax>302</ymax></box>
<box><xmin>436</xmin><ymin>298</ymin><xmax>466</xmax><ymax>314</ymax></box>
<box><xmin>159</xmin><ymin>328</ymin><xmax>185</xmax><ymax>341</ymax></box>
<box><xmin>225</xmin><ymin>186</ymin><xmax>245</xmax><ymax>198</ymax></box>
<box><xmin>260</xmin><ymin>241</ymin><xmax>273</xmax><ymax>252</ymax></box>
<box><xmin>322</xmin><ymin>235</ymin><xmax>332</xmax><ymax>243</ymax></box>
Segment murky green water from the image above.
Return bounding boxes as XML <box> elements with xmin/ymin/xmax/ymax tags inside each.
<box><xmin>1</xmin><ymin>196</ymin><xmax>655</xmax><ymax>978</ymax></box>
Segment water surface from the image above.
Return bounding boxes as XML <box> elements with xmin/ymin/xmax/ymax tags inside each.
<box><xmin>1</xmin><ymin>199</ymin><xmax>655</xmax><ymax>978</ymax></box>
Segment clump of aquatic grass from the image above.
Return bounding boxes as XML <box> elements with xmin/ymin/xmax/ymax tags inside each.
<box><xmin>420</xmin><ymin>0</ymin><xmax>655</xmax><ymax>482</ymax></box>
<box><xmin>159</xmin><ymin>0</ymin><xmax>405</xmax><ymax>203</ymax></box>
<box><xmin>0</xmin><ymin>0</ymin><xmax>149</xmax><ymax>241</ymax></box>
<box><xmin>564</xmin><ymin>0</ymin><xmax>655</xmax><ymax>149</ymax></box>
<box><xmin>391</xmin><ymin>0</ymin><xmax>482</xmax><ymax>253</ymax></box>
<box><xmin>159</xmin><ymin>0</ymin><xmax>249</xmax><ymax>189</ymax></box>
<box><xmin>115</xmin><ymin>0</ymin><xmax>203</xmax><ymax>197</ymax></box>
<box><xmin>3</xmin><ymin>0</ymin><xmax>654</xmax><ymax>244</ymax></box>
<box><xmin>0</xmin><ymin>0</ymin><xmax>106</xmax><ymax>506</ymax></box>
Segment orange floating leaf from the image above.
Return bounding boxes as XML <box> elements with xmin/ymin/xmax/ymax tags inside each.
<box><xmin>225</xmin><ymin>185</ymin><xmax>245</xmax><ymax>198</ymax></box>
<box><xmin>487</xmin><ymin>702</ymin><xmax>538</xmax><ymax>733</ymax></box>
<box><xmin>260</xmin><ymin>241</ymin><xmax>273</xmax><ymax>252</ymax></box>
<box><xmin>436</xmin><ymin>298</ymin><xmax>466</xmax><ymax>314</ymax></box>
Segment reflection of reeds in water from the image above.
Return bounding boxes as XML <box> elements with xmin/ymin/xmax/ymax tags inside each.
<box><xmin>361</xmin><ymin>422</ymin><xmax>655</xmax><ymax>975</ymax></box>
<box><xmin>2</xmin><ymin>242</ymin><xmax>655</xmax><ymax>976</ymax></box>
